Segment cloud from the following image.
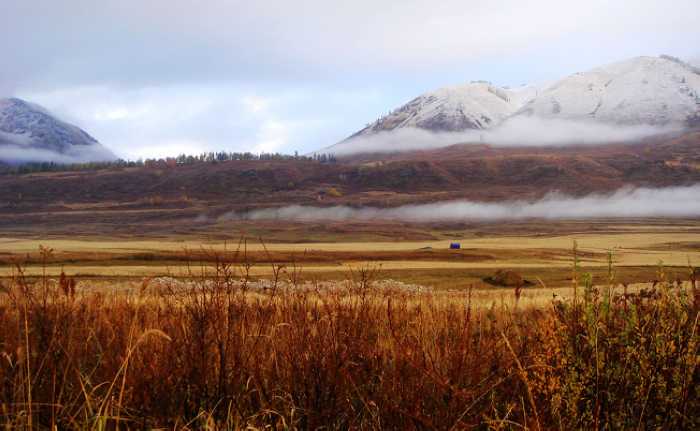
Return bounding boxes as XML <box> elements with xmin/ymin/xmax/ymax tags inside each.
<box><xmin>224</xmin><ymin>185</ymin><xmax>700</xmax><ymax>222</ymax></box>
<box><xmin>22</xmin><ymin>83</ymin><xmax>496</xmax><ymax>159</ymax></box>
<box><xmin>3</xmin><ymin>1</ymin><xmax>700</xmax><ymax>93</ymax></box>
<box><xmin>3</xmin><ymin>1</ymin><xmax>700</xmax><ymax>157</ymax></box>
<box><xmin>19</xmin><ymin>85</ymin><xmax>379</xmax><ymax>158</ymax></box>
<box><xmin>326</xmin><ymin>118</ymin><xmax>679</xmax><ymax>155</ymax></box>
<box><xmin>689</xmin><ymin>55</ymin><xmax>700</xmax><ymax>69</ymax></box>
<box><xmin>0</xmin><ymin>143</ymin><xmax>116</xmax><ymax>164</ymax></box>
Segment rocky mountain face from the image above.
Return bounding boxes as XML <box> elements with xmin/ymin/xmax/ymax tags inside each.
<box><xmin>0</xmin><ymin>97</ymin><xmax>115</xmax><ymax>163</ymax></box>
<box><xmin>345</xmin><ymin>55</ymin><xmax>700</xmax><ymax>142</ymax></box>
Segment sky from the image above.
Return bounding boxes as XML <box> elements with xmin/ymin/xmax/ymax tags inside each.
<box><xmin>2</xmin><ymin>0</ymin><xmax>700</xmax><ymax>159</ymax></box>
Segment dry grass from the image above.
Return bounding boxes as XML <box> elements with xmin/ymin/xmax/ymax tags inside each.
<box><xmin>0</xmin><ymin>244</ymin><xmax>698</xmax><ymax>430</ymax></box>
<box><xmin>2</xmin><ymin>229</ymin><xmax>700</xmax><ymax>289</ymax></box>
<box><xmin>2</xmin><ymin>230</ymin><xmax>700</xmax><ymax>253</ymax></box>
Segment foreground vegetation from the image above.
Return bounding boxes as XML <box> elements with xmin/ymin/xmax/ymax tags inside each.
<box><xmin>0</xmin><ymin>247</ymin><xmax>698</xmax><ymax>429</ymax></box>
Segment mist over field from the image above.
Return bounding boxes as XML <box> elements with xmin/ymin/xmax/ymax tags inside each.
<box><xmin>328</xmin><ymin>118</ymin><xmax>679</xmax><ymax>155</ymax></box>
<box><xmin>0</xmin><ymin>143</ymin><xmax>115</xmax><ymax>164</ymax></box>
<box><xmin>226</xmin><ymin>185</ymin><xmax>700</xmax><ymax>222</ymax></box>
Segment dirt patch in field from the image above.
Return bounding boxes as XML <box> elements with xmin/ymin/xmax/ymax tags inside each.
<box><xmin>483</xmin><ymin>269</ymin><xmax>534</xmax><ymax>287</ymax></box>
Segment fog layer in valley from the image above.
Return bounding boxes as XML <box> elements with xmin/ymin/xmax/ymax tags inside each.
<box><xmin>225</xmin><ymin>185</ymin><xmax>700</xmax><ymax>222</ymax></box>
<box><xmin>328</xmin><ymin>118</ymin><xmax>680</xmax><ymax>155</ymax></box>
<box><xmin>0</xmin><ymin>143</ymin><xmax>116</xmax><ymax>164</ymax></box>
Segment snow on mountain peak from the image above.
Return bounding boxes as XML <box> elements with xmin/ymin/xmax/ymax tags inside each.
<box><xmin>0</xmin><ymin>97</ymin><xmax>116</xmax><ymax>163</ymax></box>
<box><xmin>351</xmin><ymin>81</ymin><xmax>538</xmax><ymax>137</ymax></box>
<box><xmin>345</xmin><ymin>55</ymin><xmax>700</xmax><ymax>147</ymax></box>
<box><xmin>516</xmin><ymin>55</ymin><xmax>700</xmax><ymax>126</ymax></box>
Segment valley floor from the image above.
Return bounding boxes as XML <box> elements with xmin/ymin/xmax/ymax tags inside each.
<box><xmin>2</xmin><ymin>219</ymin><xmax>699</xmax><ymax>289</ymax></box>
<box><xmin>1</xmin><ymin>218</ymin><xmax>698</xmax><ymax>428</ymax></box>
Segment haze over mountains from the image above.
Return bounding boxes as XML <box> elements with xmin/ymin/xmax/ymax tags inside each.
<box><xmin>331</xmin><ymin>55</ymin><xmax>700</xmax><ymax>155</ymax></box>
<box><xmin>0</xmin><ymin>98</ymin><xmax>115</xmax><ymax>164</ymax></box>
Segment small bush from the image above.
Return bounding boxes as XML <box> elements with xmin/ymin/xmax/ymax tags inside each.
<box><xmin>326</xmin><ymin>187</ymin><xmax>343</xmax><ymax>197</ymax></box>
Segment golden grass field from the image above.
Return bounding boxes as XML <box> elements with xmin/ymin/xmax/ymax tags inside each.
<box><xmin>2</xmin><ymin>220</ymin><xmax>699</xmax><ymax>290</ymax></box>
<box><xmin>1</xmin><ymin>219</ymin><xmax>698</xmax><ymax>429</ymax></box>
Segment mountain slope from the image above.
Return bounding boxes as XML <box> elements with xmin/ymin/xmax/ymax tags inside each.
<box><xmin>2</xmin><ymin>132</ymin><xmax>699</xmax><ymax>224</ymax></box>
<box><xmin>350</xmin><ymin>82</ymin><xmax>537</xmax><ymax>137</ymax></box>
<box><xmin>337</xmin><ymin>55</ymin><xmax>700</xmax><ymax>155</ymax></box>
<box><xmin>0</xmin><ymin>98</ymin><xmax>115</xmax><ymax>163</ymax></box>
<box><xmin>515</xmin><ymin>56</ymin><xmax>700</xmax><ymax>126</ymax></box>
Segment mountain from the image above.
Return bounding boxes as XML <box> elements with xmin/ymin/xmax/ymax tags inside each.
<box><xmin>515</xmin><ymin>56</ymin><xmax>700</xmax><ymax>126</ymax></box>
<box><xmin>350</xmin><ymin>82</ymin><xmax>537</xmax><ymax>137</ymax></box>
<box><xmin>0</xmin><ymin>97</ymin><xmax>115</xmax><ymax>164</ymax></box>
<box><xmin>338</xmin><ymin>55</ymin><xmax>700</xmax><ymax>153</ymax></box>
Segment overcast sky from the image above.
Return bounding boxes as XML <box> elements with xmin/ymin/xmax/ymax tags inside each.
<box><xmin>3</xmin><ymin>0</ymin><xmax>699</xmax><ymax>158</ymax></box>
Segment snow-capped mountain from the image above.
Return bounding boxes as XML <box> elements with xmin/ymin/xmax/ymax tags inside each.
<box><xmin>343</xmin><ymin>55</ymin><xmax>700</xmax><ymax>145</ymax></box>
<box><xmin>0</xmin><ymin>97</ymin><xmax>115</xmax><ymax>164</ymax></box>
<box><xmin>351</xmin><ymin>82</ymin><xmax>537</xmax><ymax>137</ymax></box>
<box><xmin>515</xmin><ymin>56</ymin><xmax>700</xmax><ymax>126</ymax></box>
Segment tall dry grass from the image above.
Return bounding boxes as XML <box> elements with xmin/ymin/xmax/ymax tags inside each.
<box><xmin>0</xmin><ymin>243</ymin><xmax>697</xmax><ymax>429</ymax></box>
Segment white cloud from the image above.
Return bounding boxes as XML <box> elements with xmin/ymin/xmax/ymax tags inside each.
<box><xmin>326</xmin><ymin>118</ymin><xmax>679</xmax><ymax>155</ymax></box>
<box><xmin>243</xmin><ymin>96</ymin><xmax>270</xmax><ymax>114</ymax></box>
<box><xmin>689</xmin><ymin>55</ymin><xmax>700</xmax><ymax>68</ymax></box>
<box><xmin>17</xmin><ymin>84</ymin><xmax>386</xmax><ymax>158</ymax></box>
<box><xmin>3</xmin><ymin>1</ymin><xmax>699</xmax><ymax>91</ymax></box>
<box><xmin>226</xmin><ymin>185</ymin><xmax>700</xmax><ymax>222</ymax></box>
<box><xmin>3</xmin><ymin>1</ymin><xmax>699</xmax><ymax>157</ymax></box>
<box><xmin>0</xmin><ymin>143</ymin><xmax>115</xmax><ymax>164</ymax></box>
<box><xmin>252</xmin><ymin>120</ymin><xmax>290</xmax><ymax>154</ymax></box>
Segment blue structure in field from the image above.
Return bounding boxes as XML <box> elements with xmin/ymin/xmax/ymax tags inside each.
<box><xmin>449</xmin><ymin>242</ymin><xmax>461</xmax><ymax>250</ymax></box>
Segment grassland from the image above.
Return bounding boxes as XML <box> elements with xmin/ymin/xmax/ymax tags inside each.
<box><xmin>0</xmin><ymin>247</ymin><xmax>697</xmax><ymax>429</ymax></box>
<box><xmin>2</xmin><ymin>220</ymin><xmax>699</xmax><ymax>290</ymax></box>
<box><xmin>0</xmin><ymin>219</ymin><xmax>698</xmax><ymax>428</ymax></box>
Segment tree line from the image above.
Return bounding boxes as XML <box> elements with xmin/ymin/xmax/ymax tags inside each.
<box><xmin>0</xmin><ymin>151</ymin><xmax>338</xmax><ymax>175</ymax></box>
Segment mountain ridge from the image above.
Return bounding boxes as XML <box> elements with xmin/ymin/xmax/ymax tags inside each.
<box><xmin>336</xmin><ymin>55</ymin><xmax>700</xmax><ymax>154</ymax></box>
<box><xmin>350</xmin><ymin>82</ymin><xmax>538</xmax><ymax>137</ymax></box>
<box><xmin>0</xmin><ymin>97</ymin><xmax>115</xmax><ymax>164</ymax></box>
<box><xmin>517</xmin><ymin>56</ymin><xmax>700</xmax><ymax>126</ymax></box>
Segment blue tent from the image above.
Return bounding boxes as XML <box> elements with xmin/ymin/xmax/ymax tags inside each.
<box><xmin>449</xmin><ymin>242</ymin><xmax>461</xmax><ymax>249</ymax></box>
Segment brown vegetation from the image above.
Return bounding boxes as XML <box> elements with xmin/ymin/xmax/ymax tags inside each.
<box><xmin>0</xmin><ymin>246</ymin><xmax>698</xmax><ymax>429</ymax></box>
<box><xmin>483</xmin><ymin>269</ymin><xmax>532</xmax><ymax>288</ymax></box>
<box><xmin>1</xmin><ymin>132</ymin><xmax>700</xmax><ymax>218</ymax></box>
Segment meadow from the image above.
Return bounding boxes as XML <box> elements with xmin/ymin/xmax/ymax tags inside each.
<box><xmin>0</xmin><ymin>234</ymin><xmax>698</xmax><ymax>429</ymax></box>
<box><xmin>1</xmin><ymin>220</ymin><xmax>699</xmax><ymax>289</ymax></box>
<box><xmin>0</xmin><ymin>220</ymin><xmax>698</xmax><ymax>429</ymax></box>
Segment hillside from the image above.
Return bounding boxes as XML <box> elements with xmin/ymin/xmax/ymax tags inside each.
<box><xmin>1</xmin><ymin>131</ymin><xmax>699</xmax><ymax>234</ymax></box>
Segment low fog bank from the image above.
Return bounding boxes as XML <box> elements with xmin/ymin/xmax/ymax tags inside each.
<box><xmin>225</xmin><ymin>185</ymin><xmax>700</xmax><ymax>222</ymax></box>
<box><xmin>328</xmin><ymin>118</ymin><xmax>681</xmax><ymax>156</ymax></box>
<box><xmin>0</xmin><ymin>143</ymin><xmax>116</xmax><ymax>165</ymax></box>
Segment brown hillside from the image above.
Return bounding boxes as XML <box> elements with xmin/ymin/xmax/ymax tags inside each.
<box><xmin>1</xmin><ymin>132</ymin><xmax>699</xmax><ymax>222</ymax></box>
